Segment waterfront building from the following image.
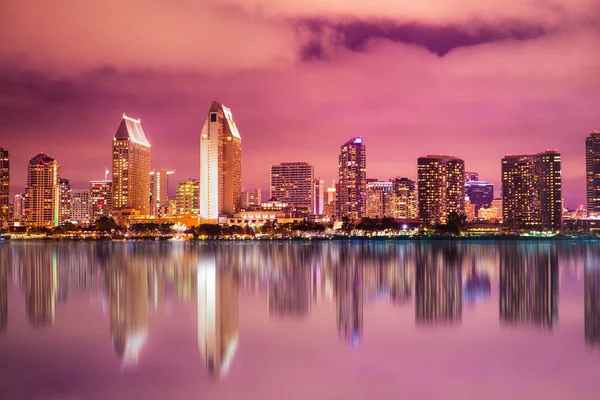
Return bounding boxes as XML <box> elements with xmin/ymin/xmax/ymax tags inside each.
<box><xmin>112</xmin><ymin>114</ymin><xmax>151</xmax><ymax>216</ymax></box>
<box><xmin>0</xmin><ymin>148</ymin><xmax>9</xmax><ymax>226</ymax></box>
<box><xmin>176</xmin><ymin>179</ymin><xmax>200</xmax><ymax>216</ymax></box>
<box><xmin>337</xmin><ymin>137</ymin><xmax>367</xmax><ymax>219</ymax></box>
<box><xmin>200</xmin><ymin>101</ymin><xmax>242</xmax><ymax>220</ymax></box>
<box><xmin>12</xmin><ymin>193</ymin><xmax>25</xmax><ymax>222</ymax></box>
<box><xmin>390</xmin><ymin>177</ymin><xmax>417</xmax><ymax>219</ymax></box>
<box><xmin>365</xmin><ymin>181</ymin><xmax>393</xmax><ymax>218</ymax></box>
<box><xmin>149</xmin><ymin>169</ymin><xmax>174</xmax><ymax>218</ymax></box>
<box><xmin>270</xmin><ymin>162</ymin><xmax>314</xmax><ymax>213</ymax></box>
<box><xmin>478</xmin><ymin>207</ymin><xmax>499</xmax><ymax>220</ymax></box>
<box><xmin>465</xmin><ymin>181</ymin><xmax>493</xmax><ymax>214</ymax></box>
<box><xmin>323</xmin><ymin>184</ymin><xmax>337</xmax><ymax>219</ymax></box>
<box><xmin>89</xmin><ymin>180</ymin><xmax>113</xmax><ymax>221</ymax></box>
<box><xmin>465</xmin><ymin>198</ymin><xmax>476</xmax><ymax>221</ymax></box>
<box><xmin>586</xmin><ymin>131</ymin><xmax>600</xmax><ymax>214</ymax></box>
<box><xmin>241</xmin><ymin>188</ymin><xmax>262</xmax><ymax>210</ymax></box>
<box><xmin>24</xmin><ymin>153</ymin><xmax>60</xmax><ymax>227</ymax></box>
<box><xmin>58</xmin><ymin>178</ymin><xmax>71</xmax><ymax>224</ymax></box>
<box><xmin>70</xmin><ymin>189</ymin><xmax>90</xmax><ymax>224</ymax></box>
<box><xmin>314</xmin><ymin>179</ymin><xmax>325</xmax><ymax>215</ymax></box>
<box><xmin>502</xmin><ymin>151</ymin><xmax>561</xmax><ymax>230</ymax></box>
<box><xmin>417</xmin><ymin>155</ymin><xmax>465</xmax><ymax>226</ymax></box>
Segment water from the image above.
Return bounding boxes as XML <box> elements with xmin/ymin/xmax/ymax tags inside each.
<box><xmin>0</xmin><ymin>240</ymin><xmax>599</xmax><ymax>399</ymax></box>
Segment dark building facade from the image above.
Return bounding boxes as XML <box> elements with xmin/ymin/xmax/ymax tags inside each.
<box><xmin>465</xmin><ymin>181</ymin><xmax>494</xmax><ymax>215</ymax></box>
<box><xmin>0</xmin><ymin>148</ymin><xmax>9</xmax><ymax>226</ymax></box>
<box><xmin>585</xmin><ymin>131</ymin><xmax>600</xmax><ymax>213</ymax></box>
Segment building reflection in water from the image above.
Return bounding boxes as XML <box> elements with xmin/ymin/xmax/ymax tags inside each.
<box><xmin>334</xmin><ymin>254</ymin><xmax>363</xmax><ymax>347</ymax></box>
<box><xmin>198</xmin><ymin>248</ymin><xmax>239</xmax><ymax>379</ymax></box>
<box><xmin>585</xmin><ymin>267</ymin><xmax>600</xmax><ymax>347</ymax></box>
<box><xmin>1</xmin><ymin>262</ymin><xmax>6</xmax><ymax>333</ymax></box>
<box><xmin>109</xmin><ymin>261</ymin><xmax>149</xmax><ymax>366</ymax></box>
<box><xmin>415</xmin><ymin>244</ymin><xmax>462</xmax><ymax>325</ymax></box>
<box><xmin>268</xmin><ymin>262</ymin><xmax>311</xmax><ymax>318</ymax></box>
<box><xmin>26</xmin><ymin>248</ymin><xmax>58</xmax><ymax>327</ymax></box>
<box><xmin>463</xmin><ymin>260</ymin><xmax>491</xmax><ymax>306</ymax></box>
<box><xmin>499</xmin><ymin>244</ymin><xmax>558</xmax><ymax>328</ymax></box>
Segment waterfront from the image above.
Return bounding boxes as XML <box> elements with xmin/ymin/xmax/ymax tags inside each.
<box><xmin>1</xmin><ymin>241</ymin><xmax>599</xmax><ymax>399</ymax></box>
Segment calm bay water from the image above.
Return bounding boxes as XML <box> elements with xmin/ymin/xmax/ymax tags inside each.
<box><xmin>0</xmin><ymin>240</ymin><xmax>599</xmax><ymax>399</ymax></box>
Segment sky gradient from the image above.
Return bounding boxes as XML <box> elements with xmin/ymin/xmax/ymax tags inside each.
<box><xmin>1</xmin><ymin>0</ymin><xmax>599</xmax><ymax>207</ymax></box>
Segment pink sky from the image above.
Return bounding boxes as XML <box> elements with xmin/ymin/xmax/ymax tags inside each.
<box><xmin>0</xmin><ymin>0</ymin><xmax>599</xmax><ymax>206</ymax></box>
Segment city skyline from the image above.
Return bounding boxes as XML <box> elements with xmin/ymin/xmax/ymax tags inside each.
<box><xmin>1</xmin><ymin>2</ymin><xmax>598</xmax><ymax>209</ymax></box>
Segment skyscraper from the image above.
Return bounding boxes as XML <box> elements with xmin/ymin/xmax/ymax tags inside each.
<box><xmin>502</xmin><ymin>151</ymin><xmax>561</xmax><ymax>230</ymax></box>
<box><xmin>314</xmin><ymin>179</ymin><xmax>325</xmax><ymax>215</ymax></box>
<box><xmin>89</xmin><ymin>180</ymin><xmax>113</xmax><ymax>221</ymax></box>
<box><xmin>585</xmin><ymin>131</ymin><xmax>600</xmax><ymax>213</ymax></box>
<box><xmin>337</xmin><ymin>137</ymin><xmax>367</xmax><ymax>219</ymax></box>
<box><xmin>0</xmin><ymin>148</ymin><xmax>9</xmax><ymax>226</ymax></box>
<box><xmin>200</xmin><ymin>101</ymin><xmax>242</xmax><ymax>220</ymax></box>
<box><xmin>417</xmin><ymin>155</ymin><xmax>465</xmax><ymax>226</ymax></box>
<box><xmin>176</xmin><ymin>179</ymin><xmax>200</xmax><ymax>215</ymax></box>
<box><xmin>149</xmin><ymin>169</ymin><xmax>174</xmax><ymax>217</ymax></box>
<box><xmin>70</xmin><ymin>189</ymin><xmax>90</xmax><ymax>224</ymax></box>
<box><xmin>12</xmin><ymin>193</ymin><xmax>25</xmax><ymax>222</ymax></box>
<box><xmin>112</xmin><ymin>114</ymin><xmax>151</xmax><ymax>216</ymax></box>
<box><xmin>465</xmin><ymin>181</ymin><xmax>494</xmax><ymax>214</ymax></box>
<box><xmin>58</xmin><ymin>178</ymin><xmax>71</xmax><ymax>224</ymax></box>
<box><xmin>24</xmin><ymin>153</ymin><xmax>60</xmax><ymax>227</ymax></box>
<box><xmin>390</xmin><ymin>177</ymin><xmax>417</xmax><ymax>219</ymax></box>
<box><xmin>270</xmin><ymin>162</ymin><xmax>315</xmax><ymax>213</ymax></box>
<box><xmin>365</xmin><ymin>181</ymin><xmax>394</xmax><ymax>218</ymax></box>
<box><xmin>465</xmin><ymin>171</ymin><xmax>479</xmax><ymax>183</ymax></box>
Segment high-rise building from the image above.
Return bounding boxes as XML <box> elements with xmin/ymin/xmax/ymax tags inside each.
<box><xmin>365</xmin><ymin>181</ymin><xmax>394</xmax><ymax>218</ymax></box>
<box><xmin>112</xmin><ymin>114</ymin><xmax>151</xmax><ymax>216</ymax></box>
<box><xmin>12</xmin><ymin>193</ymin><xmax>25</xmax><ymax>222</ymax></box>
<box><xmin>465</xmin><ymin>181</ymin><xmax>493</xmax><ymax>215</ymax></box>
<box><xmin>465</xmin><ymin>171</ymin><xmax>479</xmax><ymax>183</ymax></box>
<box><xmin>417</xmin><ymin>155</ymin><xmax>465</xmax><ymax>226</ymax></box>
<box><xmin>270</xmin><ymin>162</ymin><xmax>315</xmax><ymax>213</ymax></box>
<box><xmin>390</xmin><ymin>177</ymin><xmax>417</xmax><ymax>219</ymax></box>
<box><xmin>241</xmin><ymin>188</ymin><xmax>262</xmax><ymax>210</ymax></box>
<box><xmin>314</xmin><ymin>179</ymin><xmax>325</xmax><ymax>215</ymax></box>
<box><xmin>492</xmin><ymin>198</ymin><xmax>503</xmax><ymax>221</ymax></box>
<box><xmin>0</xmin><ymin>148</ymin><xmax>9</xmax><ymax>226</ymax></box>
<box><xmin>200</xmin><ymin>101</ymin><xmax>242</xmax><ymax>220</ymax></box>
<box><xmin>586</xmin><ymin>131</ymin><xmax>600</xmax><ymax>214</ymax></box>
<box><xmin>149</xmin><ymin>169</ymin><xmax>175</xmax><ymax>218</ymax></box>
<box><xmin>176</xmin><ymin>179</ymin><xmax>200</xmax><ymax>215</ymax></box>
<box><xmin>323</xmin><ymin>184</ymin><xmax>337</xmax><ymax>218</ymax></box>
<box><xmin>70</xmin><ymin>189</ymin><xmax>90</xmax><ymax>224</ymax></box>
<box><xmin>337</xmin><ymin>137</ymin><xmax>367</xmax><ymax>219</ymax></box>
<box><xmin>502</xmin><ymin>151</ymin><xmax>561</xmax><ymax>230</ymax></box>
<box><xmin>58</xmin><ymin>178</ymin><xmax>71</xmax><ymax>224</ymax></box>
<box><xmin>89</xmin><ymin>180</ymin><xmax>113</xmax><ymax>221</ymax></box>
<box><xmin>24</xmin><ymin>153</ymin><xmax>60</xmax><ymax>227</ymax></box>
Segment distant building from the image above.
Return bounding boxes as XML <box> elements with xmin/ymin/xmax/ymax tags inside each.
<box><xmin>241</xmin><ymin>188</ymin><xmax>262</xmax><ymax>210</ymax></box>
<box><xmin>465</xmin><ymin>181</ymin><xmax>493</xmax><ymax>214</ymax></box>
<box><xmin>492</xmin><ymin>198</ymin><xmax>503</xmax><ymax>221</ymax></box>
<box><xmin>0</xmin><ymin>148</ymin><xmax>9</xmax><ymax>226</ymax></box>
<box><xmin>465</xmin><ymin>198</ymin><xmax>476</xmax><ymax>221</ymax></box>
<box><xmin>390</xmin><ymin>177</ymin><xmax>417</xmax><ymax>219</ymax></box>
<box><xmin>323</xmin><ymin>184</ymin><xmax>337</xmax><ymax>219</ymax></box>
<box><xmin>200</xmin><ymin>101</ymin><xmax>242</xmax><ymax>220</ymax></box>
<box><xmin>12</xmin><ymin>193</ymin><xmax>25</xmax><ymax>222</ymax></box>
<box><xmin>59</xmin><ymin>178</ymin><xmax>71</xmax><ymax>224</ymax></box>
<box><xmin>417</xmin><ymin>155</ymin><xmax>465</xmax><ymax>226</ymax></box>
<box><xmin>112</xmin><ymin>114</ymin><xmax>151</xmax><ymax>216</ymax></box>
<box><xmin>365</xmin><ymin>181</ymin><xmax>393</xmax><ymax>218</ymax></box>
<box><xmin>270</xmin><ymin>162</ymin><xmax>314</xmax><ymax>213</ymax></box>
<box><xmin>478</xmin><ymin>207</ymin><xmax>499</xmax><ymax>220</ymax></box>
<box><xmin>176</xmin><ymin>179</ymin><xmax>200</xmax><ymax>216</ymax></box>
<box><xmin>149</xmin><ymin>169</ymin><xmax>175</xmax><ymax>217</ymax></box>
<box><xmin>502</xmin><ymin>151</ymin><xmax>561</xmax><ymax>230</ymax></box>
<box><xmin>314</xmin><ymin>179</ymin><xmax>325</xmax><ymax>215</ymax></box>
<box><xmin>465</xmin><ymin>171</ymin><xmax>479</xmax><ymax>183</ymax></box>
<box><xmin>70</xmin><ymin>189</ymin><xmax>90</xmax><ymax>224</ymax></box>
<box><xmin>24</xmin><ymin>153</ymin><xmax>60</xmax><ymax>227</ymax></box>
<box><xmin>89</xmin><ymin>180</ymin><xmax>113</xmax><ymax>221</ymax></box>
<box><xmin>337</xmin><ymin>137</ymin><xmax>367</xmax><ymax>219</ymax></box>
<box><xmin>585</xmin><ymin>131</ymin><xmax>600</xmax><ymax>214</ymax></box>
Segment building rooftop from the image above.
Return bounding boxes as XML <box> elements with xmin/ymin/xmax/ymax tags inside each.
<box><xmin>29</xmin><ymin>153</ymin><xmax>55</xmax><ymax>165</ymax></box>
<box><xmin>115</xmin><ymin>114</ymin><xmax>151</xmax><ymax>147</ymax></box>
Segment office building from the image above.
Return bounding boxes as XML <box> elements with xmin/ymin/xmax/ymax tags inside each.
<box><xmin>586</xmin><ymin>131</ymin><xmax>600</xmax><ymax>213</ymax></box>
<box><xmin>337</xmin><ymin>137</ymin><xmax>367</xmax><ymax>219</ymax></box>
<box><xmin>502</xmin><ymin>151</ymin><xmax>561</xmax><ymax>230</ymax></box>
<box><xmin>176</xmin><ymin>179</ymin><xmax>200</xmax><ymax>215</ymax></box>
<box><xmin>465</xmin><ymin>181</ymin><xmax>493</xmax><ymax>214</ymax></box>
<box><xmin>24</xmin><ymin>153</ymin><xmax>60</xmax><ymax>227</ymax></box>
<box><xmin>0</xmin><ymin>148</ymin><xmax>9</xmax><ymax>226</ymax></box>
<box><xmin>149</xmin><ymin>169</ymin><xmax>174</xmax><ymax>217</ymax></box>
<box><xmin>70</xmin><ymin>189</ymin><xmax>90</xmax><ymax>224</ymax></box>
<box><xmin>58</xmin><ymin>178</ymin><xmax>71</xmax><ymax>224</ymax></box>
<box><xmin>465</xmin><ymin>171</ymin><xmax>479</xmax><ymax>183</ymax></box>
<box><xmin>89</xmin><ymin>180</ymin><xmax>113</xmax><ymax>221</ymax></box>
<box><xmin>12</xmin><ymin>193</ymin><xmax>25</xmax><ymax>222</ymax></box>
<box><xmin>323</xmin><ymin>184</ymin><xmax>337</xmax><ymax>218</ymax></box>
<box><xmin>200</xmin><ymin>101</ymin><xmax>242</xmax><ymax>220</ymax></box>
<box><xmin>241</xmin><ymin>188</ymin><xmax>262</xmax><ymax>210</ymax></box>
<box><xmin>314</xmin><ymin>179</ymin><xmax>325</xmax><ymax>215</ymax></box>
<box><xmin>390</xmin><ymin>177</ymin><xmax>417</xmax><ymax>219</ymax></box>
<box><xmin>270</xmin><ymin>162</ymin><xmax>315</xmax><ymax>213</ymax></box>
<box><xmin>365</xmin><ymin>181</ymin><xmax>394</xmax><ymax>218</ymax></box>
<box><xmin>112</xmin><ymin>114</ymin><xmax>151</xmax><ymax>216</ymax></box>
<box><xmin>417</xmin><ymin>155</ymin><xmax>465</xmax><ymax>226</ymax></box>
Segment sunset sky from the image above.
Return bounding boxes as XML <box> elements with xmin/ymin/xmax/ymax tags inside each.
<box><xmin>1</xmin><ymin>0</ymin><xmax>599</xmax><ymax>207</ymax></box>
